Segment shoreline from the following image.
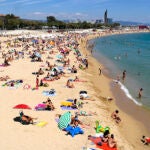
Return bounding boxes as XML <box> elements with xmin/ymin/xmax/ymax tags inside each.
<box><xmin>0</xmin><ymin>29</ymin><xmax>149</xmax><ymax>150</ymax></box>
<box><xmin>88</xmin><ymin>31</ymin><xmax>150</xmax><ymax>132</ymax></box>
<box><xmin>79</xmin><ymin>30</ymin><xmax>150</xmax><ymax>150</ymax></box>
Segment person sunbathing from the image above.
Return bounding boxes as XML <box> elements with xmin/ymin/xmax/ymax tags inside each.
<box><xmin>75</xmin><ymin>110</ymin><xmax>97</xmax><ymax>116</ymax></box>
<box><xmin>66</xmin><ymin>79</ymin><xmax>74</xmax><ymax>88</ymax></box>
<box><xmin>74</xmin><ymin>76</ymin><xmax>79</xmax><ymax>82</ymax></box>
<box><xmin>71</xmin><ymin>115</ymin><xmax>82</xmax><ymax>125</ymax></box>
<box><xmin>39</xmin><ymin>79</ymin><xmax>49</xmax><ymax>87</ymax></box>
<box><xmin>43</xmin><ymin>98</ymin><xmax>55</xmax><ymax>110</ymax></box>
<box><xmin>71</xmin><ymin>99</ymin><xmax>78</xmax><ymax>109</ymax></box>
<box><xmin>101</xmin><ymin>130</ymin><xmax>110</xmax><ymax>143</ymax></box>
<box><xmin>80</xmin><ymin>95</ymin><xmax>95</xmax><ymax>101</ymax></box>
<box><xmin>0</xmin><ymin>75</ymin><xmax>10</xmax><ymax>81</ymax></box>
<box><xmin>111</xmin><ymin>110</ymin><xmax>121</xmax><ymax>124</ymax></box>
<box><xmin>19</xmin><ymin>111</ymin><xmax>36</xmax><ymax>124</ymax></box>
<box><xmin>3</xmin><ymin>58</ymin><xmax>10</xmax><ymax>66</ymax></box>
<box><xmin>71</xmin><ymin>65</ymin><xmax>77</xmax><ymax>73</ymax></box>
<box><xmin>108</xmin><ymin>134</ymin><xmax>117</xmax><ymax>148</ymax></box>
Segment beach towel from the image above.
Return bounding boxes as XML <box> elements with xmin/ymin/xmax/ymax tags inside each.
<box><xmin>82</xmin><ymin>147</ymin><xmax>97</xmax><ymax>150</ymax></box>
<box><xmin>23</xmin><ymin>84</ymin><xmax>31</xmax><ymax>89</ymax></box>
<box><xmin>66</xmin><ymin>99</ymin><xmax>74</xmax><ymax>102</ymax></box>
<box><xmin>13</xmin><ymin>116</ymin><xmax>30</xmax><ymax>125</ymax></box>
<box><xmin>0</xmin><ymin>64</ymin><xmax>7</xmax><ymax>67</ymax></box>
<box><xmin>60</xmin><ymin>101</ymin><xmax>72</xmax><ymax>107</ymax></box>
<box><xmin>2</xmin><ymin>80</ymin><xmax>23</xmax><ymax>88</ymax></box>
<box><xmin>89</xmin><ymin>137</ymin><xmax>117</xmax><ymax>150</ymax></box>
<box><xmin>42</xmin><ymin>89</ymin><xmax>56</xmax><ymax>96</ymax></box>
<box><xmin>74</xmin><ymin>80</ymin><xmax>87</xmax><ymax>82</ymax></box>
<box><xmin>60</xmin><ymin>106</ymin><xmax>77</xmax><ymax>110</ymax></box>
<box><xmin>64</xmin><ymin>125</ymin><xmax>84</xmax><ymax>137</ymax></box>
<box><xmin>42</xmin><ymin>78</ymin><xmax>54</xmax><ymax>82</ymax></box>
<box><xmin>35</xmin><ymin>103</ymin><xmax>46</xmax><ymax>110</ymax></box>
<box><xmin>36</xmin><ymin>121</ymin><xmax>48</xmax><ymax>127</ymax></box>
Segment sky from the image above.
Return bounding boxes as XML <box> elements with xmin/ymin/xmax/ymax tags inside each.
<box><xmin>0</xmin><ymin>0</ymin><xmax>150</xmax><ymax>23</ymax></box>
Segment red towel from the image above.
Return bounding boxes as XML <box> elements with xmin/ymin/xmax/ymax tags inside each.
<box><xmin>89</xmin><ymin>137</ymin><xmax>117</xmax><ymax>150</ymax></box>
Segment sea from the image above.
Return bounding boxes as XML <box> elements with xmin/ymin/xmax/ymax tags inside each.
<box><xmin>91</xmin><ymin>32</ymin><xmax>150</xmax><ymax>109</ymax></box>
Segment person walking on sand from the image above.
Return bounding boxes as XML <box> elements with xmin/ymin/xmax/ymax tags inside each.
<box><xmin>138</xmin><ymin>88</ymin><xmax>143</xmax><ymax>99</ymax></box>
<box><xmin>99</xmin><ymin>66</ymin><xmax>102</xmax><ymax>75</ymax></box>
<box><xmin>36</xmin><ymin>75</ymin><xmax>39</xmax><ymax>89</ymax></box>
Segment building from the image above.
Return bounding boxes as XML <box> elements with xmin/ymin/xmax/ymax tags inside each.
<box><xmin>139</xmin><ymin>25</ymin><xmax>149</xmax><ymax>30</ymax></box>
<box><xmin>95</xmin><ymin>19</ymin><xmax>103</xmax><ymax>24</ymax></box>
<box><xmin>104</xmin><ymin>9</ymin><xmax>108</xmax><ymax>24</ymax></box>
<box><xmin>107</xmin><ymin>18</ymin><xmax>113</xmax><ymax>24</ymax></box>
<box><xmin>104</xmin><ymin>10</ymin><xmax>113</xmax><ymax>24</ymax></box>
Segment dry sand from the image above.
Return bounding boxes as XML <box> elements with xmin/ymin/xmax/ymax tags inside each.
<box><xmin>0</xmin><ymin>29</ymin><xmax>149</xmax><ymax>150</ymax></box>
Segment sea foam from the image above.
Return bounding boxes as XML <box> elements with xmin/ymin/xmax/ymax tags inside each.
<box><xmin>113</xmin><ymin>80</ymin><xmax>142</xmax><ymax>106</ymax></box>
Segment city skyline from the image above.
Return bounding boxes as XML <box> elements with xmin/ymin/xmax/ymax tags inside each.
<box><xmin>0</xmin><ymin>0</ymin><xmax>150</xmax><ymax>23</ymax></box>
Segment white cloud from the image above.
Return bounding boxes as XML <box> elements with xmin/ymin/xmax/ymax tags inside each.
<box><xmin>26</xmin><ymin>11</ymin><xmax>89</xmax><ymax>21</ymax></box>
<box><xmin>23</xmin><ymin>0</ymin><xmax>50</xmax><ymax>5</ymax></box>
<box><xmin>0</xmin><ymin>0</ymin><xmax>30</xmax><ymax>6</ymax></box>
<box><xmin>33</xmin><ymin>12</ymin><xmax>45</xmax><ymax>15</ymax></box>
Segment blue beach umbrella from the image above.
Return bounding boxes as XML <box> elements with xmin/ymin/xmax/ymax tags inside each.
<box><xmin>58</xmin><ymin>111</ymin><xmax>71</xmax><ymax>130</ymax></box>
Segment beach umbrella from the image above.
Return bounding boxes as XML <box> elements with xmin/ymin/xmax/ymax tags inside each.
<box><xmin>13</xmin><ymin>104</ymin><xmax>32</xmax><ymax>109</ymax></box>
<box><xmin>58</xmin><ymin>111</ymin><xmax>71</xmax><ymax>130</ymax></box>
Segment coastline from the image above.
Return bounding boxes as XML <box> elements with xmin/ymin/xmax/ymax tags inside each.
<box><xmin>79</xmin><ymin>30</ymin><xmax>150</xmax><ymax>150</ymax></box>
<box><xmin>0</xmin><ymin>29</ymin><xmax>149</xmax><ymax>150</ymax></box>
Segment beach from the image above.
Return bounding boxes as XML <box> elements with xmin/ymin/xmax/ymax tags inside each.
<box><xmin>0</xmin><ymin>29</ymin><xmax>149</xmax><ymax>150</ymax></box>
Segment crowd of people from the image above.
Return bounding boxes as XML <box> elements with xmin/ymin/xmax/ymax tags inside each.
<box><xmin>0</xmin><ymin>30</ymin><xmax>148</xmax><ymax>149</ymax></box>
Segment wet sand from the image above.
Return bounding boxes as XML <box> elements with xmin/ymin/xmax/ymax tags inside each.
<box><xmin>84</xmin><ymin>31</ymin><xmax>150</xmax><ymax>150</ymax></box>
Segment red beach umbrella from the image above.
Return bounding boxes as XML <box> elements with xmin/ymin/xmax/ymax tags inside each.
<box><xmin>13</xmin><ymin>104</ymin><xmax>32</xmax><ymax>109</ymax></box>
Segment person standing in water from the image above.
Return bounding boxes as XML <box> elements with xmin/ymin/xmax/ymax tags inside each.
<box><xmin>122</xmin><ymin>70</ymin><xmax>126</xmax><ymax>81</ymax></box>
<box><xmin>138</xmin><ymin>88</ymin><xmax>143</xmax><ymax>99</ymax></box>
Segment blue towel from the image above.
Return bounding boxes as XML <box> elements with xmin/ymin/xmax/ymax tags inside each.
<box><xmin>65</xmin><ymin>125</ymin><xmax>84</xmax><ymax>137</ymax></box>
<box><xmin>66</xmin><ymin>99</ymin><xmax>73</xmax><ymax>102</ymax></box>
<box><xmin>42</xmin><ymin>90</ymin><xmax>56</xmax><ymax>96</ymax></box>
<box><xmin>60</xmin><ymin>106</ymin><xmax>77</xmax><ymax>110</ymax></box>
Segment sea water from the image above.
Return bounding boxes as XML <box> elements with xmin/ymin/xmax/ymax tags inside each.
<box><xmin>92</xmin><ymin>32</ymin><xmax>150</xmax><ymax>108</ymax></box>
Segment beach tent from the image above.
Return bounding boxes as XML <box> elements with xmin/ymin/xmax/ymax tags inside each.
<box><xmin>58</xmin><ymin>111</ymin><xmax>71</xmax><ymax>130</ymax></box>
<box><xmin>13</xmin><ymin>104</ymin><xmax>31</xmax><ymax>109</ymax></box>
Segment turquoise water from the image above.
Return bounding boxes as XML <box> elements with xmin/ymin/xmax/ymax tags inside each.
<box><xmin>92</xmin><ymin>33</ymin><xmax>150</xmax><ymax>108</ymax></box>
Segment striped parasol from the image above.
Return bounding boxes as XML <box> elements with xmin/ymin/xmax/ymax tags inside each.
<box><xmin>58</xmin><ymin>111</ymin><xmax>71</xmax><ymax>130</ymax></box>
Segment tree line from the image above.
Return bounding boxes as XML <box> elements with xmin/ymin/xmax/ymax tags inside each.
<box><xmin>0</xmin><ymin>14</ymin><xmax>120</xmax><ymax>30</ymax></box>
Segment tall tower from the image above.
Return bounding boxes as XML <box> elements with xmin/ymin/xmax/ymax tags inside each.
<box><xmin>104</xmin><ymin>9</ymin><xmax>108</xmax><ymax>24</ymax></box>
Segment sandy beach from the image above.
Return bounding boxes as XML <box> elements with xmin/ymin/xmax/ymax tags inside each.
<box><xmin>0</xmin><ymin>29</ymin><xmax>149</xmax><ymax>150</ymax></box>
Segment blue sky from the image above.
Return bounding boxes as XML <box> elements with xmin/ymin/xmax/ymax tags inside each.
<box><xmin>0</xmin><ymin>0</ymin><xmax>150</xmax><ymax>23</ymax></box>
